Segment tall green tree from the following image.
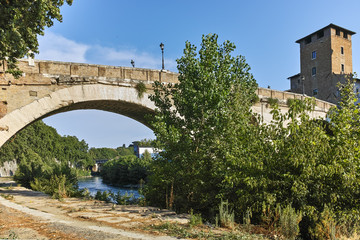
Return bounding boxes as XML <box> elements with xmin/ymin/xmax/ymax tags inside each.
<box><xmin>145</xmin><ymin>34</ymin><xmax>258</xmax><ymax>214</ymax></box>
<box><xmin>0</xmin><ymin>0</ymin><xmax>73</xmax><ymax>77</ymax></box>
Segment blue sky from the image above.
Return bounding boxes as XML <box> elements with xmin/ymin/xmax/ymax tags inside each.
<box><xmin>38</xmin><ymin>0</ymin><xmax>360</xmax><ymax>148</ymax></box>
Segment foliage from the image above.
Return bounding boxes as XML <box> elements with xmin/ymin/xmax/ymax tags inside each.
<box><xmin>89</xmin><ymin>147</ymin><xmax>119</xmax><ymax>160</ymax></box>
<box><xmin>0</xmin><ymin>120</ymin><xmax>93</xmax><ymax>169</ymax></box>
<box><xmin>93</xmin><ymin>190</ymin><xmax>136</xmax><ymax>205</ymax></box>
<box><xmin>148</xmin><ymin>221</ymin><xmax>267</xmax><ymax>240</ymax></box>
<box><xmin>145</xmin><ymin>33</ymin><xmax>258</xmax><ymax>215</ymax></box>
<box><xmin>146</xmin><ymin>33</ymin><xmax>360</xmax><ymax>239</ymax></box>
<box><xmin>15</xmin><ymin>158</ymin><xmax>79</xmax><ymax>199</ymax></box>
<box><xmin>110</xmin><ymin>191</ymin><xmax>134</xmax><ymax>205</ymax></box>
<box><xmin>135</xmin><ymin>82</ymin><xmax>147</xmax><ymax>98</ymax></box>
<box><xmin>94</xmin><ymin>190</ymin><xmax>111</xmax><ymax>203</ymax></box>
<box><xmin>0</xmin><ymin>0</ymin><xmax>73</xmax><ymax>77</ymax></box>
<box><xmin>277</xmin><ymin>205</ymin><xmax>302</xmax><ymax>240</ymax></box>
<box><xmin>88</xmin><ymin>146</ymin><xmax>135</xmax><ymax>161</ymax></box>
<box><xmin>189</xmin><ymin>209</ymin><xmax>203</xmax><ymax>227</ymax></box>
<box><xmin>134</xmin><ymin>138</ymin><xmax>155</xmax><ymax>147</ymax></box>
<box><xmin>101</xmin><ymin>155</ymin><xmax>151</xmax><ymax>186</ymax></box>
<box><xmin>217</xmin><ymin>200</ymin><xmax>235</xmax><ymax>229</ymax></box>
<box><xmin>0</xmin><ymin>120</ymin><xmax>93</xmax><ymax>199</ymax></box>
<box><xmin>116</xmin><ymin>146</ymin><xmax>135</xmax><ymax>156</ymax></box>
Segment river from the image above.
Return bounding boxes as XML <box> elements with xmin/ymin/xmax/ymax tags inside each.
<box><xmin>78</xmin><ymin>176</ymin><xmax>141</xmax><ymax>199</ymax></box>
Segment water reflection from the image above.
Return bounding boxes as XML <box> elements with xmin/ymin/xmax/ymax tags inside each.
<box><xmin>78</xmin><ymin>176</ymin><xmax>141</xmax><ymax>199</ymax></box>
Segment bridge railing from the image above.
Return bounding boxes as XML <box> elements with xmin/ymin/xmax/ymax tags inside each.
<box><xmin>0</xmin><ymin>59</ymin><xmax>179</xmax><ymax>86</ymax></box>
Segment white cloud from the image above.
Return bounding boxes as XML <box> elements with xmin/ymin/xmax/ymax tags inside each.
<box><xmin>37</xmin><ymin>32</ymin><xmax>89</xmax><ymax>63</ymax></box>
<box><xmin>36</xmin><ymin>32</ymin><xmax>177</xmax><ymax>71</ymax></box>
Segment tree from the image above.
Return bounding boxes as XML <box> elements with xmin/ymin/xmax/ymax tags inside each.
<box><xmin>145</xmin><ymin>34</ymin><xmax>258</xmax><ymax>214</ymax></box>
<box><xmin>0</xmin><ymin>0</ymin><xmax>73</xmax><ymax>77</ymax></box>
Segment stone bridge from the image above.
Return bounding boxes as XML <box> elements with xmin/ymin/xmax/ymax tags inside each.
<box><xmin>0</xmin><ymin>59</ymin><xmax>334</xmax><ymax>147</ymax></box>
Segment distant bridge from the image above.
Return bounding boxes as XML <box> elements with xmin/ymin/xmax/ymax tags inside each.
<box><xmin>92</xmin><ymin>159</ymin><xmax>109</xmax><ymax>173</ymax></box>
<box><xmin>0</xmin><ymin>59</ymin><xmax>334</xmax><ymax>147</ymax></box>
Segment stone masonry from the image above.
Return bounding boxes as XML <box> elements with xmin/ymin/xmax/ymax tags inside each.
<box><xmin>0</xmin><ymin>59</ymin><xmax>334</xmax><ymax>147</ymax></box>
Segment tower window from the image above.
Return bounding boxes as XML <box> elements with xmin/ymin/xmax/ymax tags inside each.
<box><xmin>312</xmin><ymin>51</ymin><xmax>317</xmax><ymax>59</ymax></box>
<box><xmin>341</xmin><ymin>64</ymin><xmax>345</xmax><ymax>72</ymax></box>
<box><xmin>336</xmin><ymin>29</ymin><xmax>340</xmax><ymax>36</ymax></box>
<box><xmin>313</xmin><ymin>89</ymin><xmax>318</xmax><ymax>96</ymax></box>
<box><xmin>341</xmin><ymin>47</ymin><xmax>344</xmax><ymax>54</ymax></box>
<box><xmin>344</xmin><ymin>32</ymin><xmax>348</xmax><ymax>39</ymax></box>
<box><xmin>317</xmin><ymin>30</ymin><xmax>324</xmax><ymax>39</ymax></box>
<box><xmin>312</xmin><ymin>67</ymin><xmax>316</xmax><ymax>76</ymax></box>
<box><xmin>305</xmin><ymin>36</ymin><xmax>312</xmax><ymax>44</ymax></box>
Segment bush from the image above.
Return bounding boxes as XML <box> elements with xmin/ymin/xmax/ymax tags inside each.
<box><xmin>217</xmin><ymin>200</ymin><xmax>235</xmax><ymax>229</ymax></box>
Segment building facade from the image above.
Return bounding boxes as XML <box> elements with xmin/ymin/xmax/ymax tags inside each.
<box><xmin>289</xmin><ymin>24</ymin><xmax>356</xmax><ymax>104</ymax></box>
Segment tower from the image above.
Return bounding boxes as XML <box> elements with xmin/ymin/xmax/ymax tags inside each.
<box><xmin>289</xmin><ymin>24</ymin><xmax>356</xmax><ymax>103</ymax></box>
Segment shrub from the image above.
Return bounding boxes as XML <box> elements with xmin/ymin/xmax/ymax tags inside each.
<box><xmin>217</xmin><ymin>200</ymin><xmax>235</xmax><ymax>228</ymax></box>
<box><xmin>277</xmin><ymin>205</ymin><xmax>302</xmax><ymax>240</ymax></box>
<box><xmin>189</xmin><ymin>209</ymin><xmax>203</xmax><ymax>227</ymax></box>
<box><xmin>135</xmin><ymin>82</ymin><xmax>147</xmax><ymax>98</ymax></box>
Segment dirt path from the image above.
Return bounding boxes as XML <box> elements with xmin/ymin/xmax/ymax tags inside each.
<box><xmin>0</xmin><ymin>183</ymin><xmax>188</xmax><ymax>240</ymax></box>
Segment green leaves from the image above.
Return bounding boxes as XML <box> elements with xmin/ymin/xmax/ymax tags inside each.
<box><xmin>146</xmin><ymin>34</ymin><xmax>258</xmax><ymax>214</ymax></box>
<box><xmin>0</xmin><ymin>0</ymin><xmax>72</xmax><ymax>77</ymax></box>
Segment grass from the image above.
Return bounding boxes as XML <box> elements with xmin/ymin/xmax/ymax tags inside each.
<box><xmin>146</xmin><ymin>221</ymin><xmax>267</xmax><ymax>240</ymax></box>
<box><xmin>0</xmin><ymin>193</ymin><xmax>14</xmax><ymax>200</ymax></box>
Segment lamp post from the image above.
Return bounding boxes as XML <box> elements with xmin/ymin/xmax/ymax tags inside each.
<box><xmin>160</xmin><ymin>42</ymin><xmax>164</xmax><ymax>70</ymax></box>
<box><xmin>301</xmin><ymin>76</ymin><xmax>305</xmax><ymax>95</ymax></box>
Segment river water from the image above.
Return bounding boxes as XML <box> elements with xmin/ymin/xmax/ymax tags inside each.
<box><xmin>78</xmin><ymin>176</ymin><xmax>141</xmax><ymax>199</ymax></box>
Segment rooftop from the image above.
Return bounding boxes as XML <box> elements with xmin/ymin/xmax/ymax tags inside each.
<box><xmin>296</xmin><ymin>23</ymin><xmax>356</xmax><ymax>43</ymax></box>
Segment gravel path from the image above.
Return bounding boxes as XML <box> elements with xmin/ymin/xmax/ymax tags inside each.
<box><xmin>0</xmin><ymin>185</ymin><xmax>185</xmax><ymax>240</ymax></box>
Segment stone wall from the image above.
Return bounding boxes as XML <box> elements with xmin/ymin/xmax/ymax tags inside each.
<box><xmin>0</xmin><ymin>160</ymin><xmax>17</xmax><ymax>177</ymax></box>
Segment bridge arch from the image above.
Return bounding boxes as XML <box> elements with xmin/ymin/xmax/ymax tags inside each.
<box><xmin>0</xmin><ymin>60</ymin><xmax>335</xmax><ymax>148</ymax></box>
<box><xmin>0</xmin><ymin>84</ymin><xmax>156</xmax><ymax>147</ymax></box>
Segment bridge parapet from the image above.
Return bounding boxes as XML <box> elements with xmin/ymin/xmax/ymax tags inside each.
<box><xmin>0</xmin><ymin>59</ymin><xmax>179</xmax><ymax>87</ymax></box>
<box><xmin>0</xmin><ymin>59</ymin><xmax>335</xmax><ymax>147</ymax></box>
<box><xmin>256</xmin><ymin>88</ymin><xmax>334</xmax><ymax>113</ymax></box>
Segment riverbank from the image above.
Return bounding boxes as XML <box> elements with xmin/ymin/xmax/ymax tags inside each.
<box><xmin>0</xmin><ymin>178</ymin><xmax>269</xmax><ymax>239</ymax></box>
<box><xmin>0</xmin><ymin>183</ymin><xmax>188</xmax><ymax>239</ymax></box>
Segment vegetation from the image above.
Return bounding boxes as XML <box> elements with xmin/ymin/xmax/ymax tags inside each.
<box><xmin>135</xmin><ymin>82</ymin><xmax>147</xmax><ymax>98</ymax></box>
<box><xmin>147</xmin><ymin>221</ymin><xmax>267</xmax><ymax>240</ymax></box>
<box><xmin>146</xmin><ymin>33</ymin><xmax>258</xmax><ymax>214</ymax></box>
<box><xmin>94</xmin><ymin>190</ymin><xmax>136</xmax><ymax>205</ymax></box>
<box><xmin>146</xmin><ymin>33</ymin><xmax>360</xmax><ymax>239</ymax></box>
<box><xmin>134</xmin><ymin>138</ymin><xmax>155</xmax><ymax>147</ymax></box>
<box><xmin>0</xmin><ymin>0</ymin><xmax>73</xmax><ymax>77</ymax></box>
<box><xmin>0</xmin><ymin>120</ymin><xmax>93</xmax><ymax>199</ymax></box>
<box><xmin>101</xmin><ymin>154</ymin><xmax>151</xmax><ymax>186</ymax></box>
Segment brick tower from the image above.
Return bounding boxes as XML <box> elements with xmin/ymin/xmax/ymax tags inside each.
<box><xmin>289</xmin><ymin>24</ymin><xmax>356</xmax><ymax>103</ymax></box>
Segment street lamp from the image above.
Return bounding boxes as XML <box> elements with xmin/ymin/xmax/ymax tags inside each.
<box><xmin>301</xmin><ymin>76</ymin><xmax>305</xmax><ymax>95</ymax></box>
<box><xmin>160</xmin><ymin>42</ymin><xmax>164</xmax><ymax>70</ymax></box>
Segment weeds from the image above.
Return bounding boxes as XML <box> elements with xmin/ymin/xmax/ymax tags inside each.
<box><xmin>277</xmin><ymin>205</ymin><xmax>302</xmax><ymax>240</ymax></box>
<box><xmin>189</xmin><ymin>209</ymin><xmax>203</xmax><ymax>227</ymax></box>
<box><xmin>148</xmin><ymin>221</ymin><xmax>266</xmax><ymax>239</ymax></box>
<box><xmin>0</xmin><ymin>193</ymin><xmax>14</xmax><ymax>200</ymax></box>
<box><xmin>217</xmin><ymin>200</ymin><xmax>235</xmax><ymax>228</ymax></box>
<box><xmin>135</xmin><ymin>82</ymin><xmax>147</xmax><ymax>98</ymax></box>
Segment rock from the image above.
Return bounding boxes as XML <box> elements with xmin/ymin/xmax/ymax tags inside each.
<box><xmin>0</xmin><ymin>160</ymin><xmax>17</xmax><ymax>177</ymax></box>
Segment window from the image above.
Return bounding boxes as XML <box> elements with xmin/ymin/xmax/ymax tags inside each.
<box><xmin>312</xmin><ymin>51</ymin><xmax>317</xmax><ymax>59</ymax></box>
<box><xmin>305</xmin><ymin>36</ymin><xmax>312</xmax><ymax>44</ymax></box>
<box><xmin>336</xmin><ymin>29</ymin><xmax>340</xmax><ymax>36</ymax></box>
<box><xmin>312</xmin><ymin>67</ymin><xmax>316</xmax><ymax>76</ymax></box>
<box><xmin>317</xmin><ymin>30</ymin><xmax>324</xmax><ymax>39</ymax></box>
<box><xmin>344</xmin><ymin>32</ymin><xmax>348</xmax><ymax>39</ymax></box>
<box><xmin>313</xmin><ymin>89</ymin><xmax>318</xmax><ymax>96</ymax></box>
<box><xmin>341</xmin><ymin>64</ymin><xmax>345</xmax><ymax>72</ymax></box>
<box><xmin>341</xmin><ymin>47</ymin><xmax>344</xmax><ymax>54</ymax></box>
